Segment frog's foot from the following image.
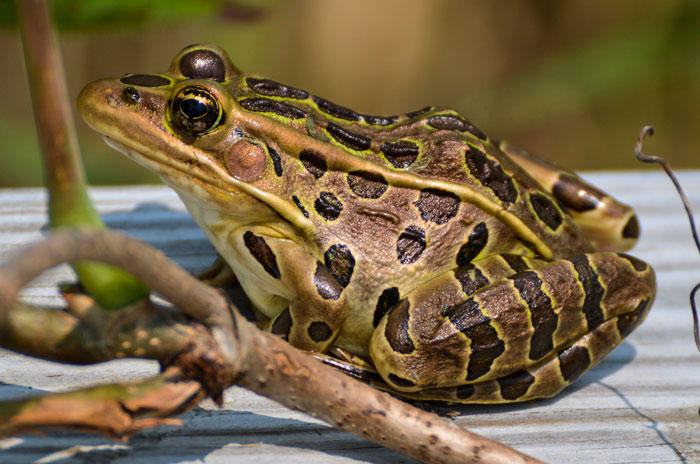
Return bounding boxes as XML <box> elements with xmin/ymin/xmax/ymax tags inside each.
<box><xmin>196</xmin><ymin>254</ymin><xmax>238</xmax><ymax>287</ymax></box>
<box><xmin>498</xmin><ymin>140</ymin><xmax>639</xmax><ymax>252</ymax></box>
<box><xmin>310</xmin><ymin>349</ymin><xmax>386</xmax><ymax>385</ymax></box>
<box><xmin>369</xmin><ymin>252</ymin><xmax>655</xmax><ymax>404</ymax></box>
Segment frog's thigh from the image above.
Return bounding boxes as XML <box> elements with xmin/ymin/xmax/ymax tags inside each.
<box><xmin>237</xmin><ymin>229</ymin><xmax>350</xmax><ymax>352</ymax></box>
<box><xmin>370</xmin><ymin>252</ymin><xmax>655</xmax><ymax>402</ymax></box>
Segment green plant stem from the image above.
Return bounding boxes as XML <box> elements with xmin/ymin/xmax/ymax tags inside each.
<box><xmin>14</xmin><ymin>0</ymin><xmax>148</xmax><ymax>308</ymax></box>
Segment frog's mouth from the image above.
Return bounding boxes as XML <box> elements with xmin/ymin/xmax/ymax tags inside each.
<box><xmin>103</xmin><ymin>136</ymin><xmax>176</xmax><ymax>180</ymax></box>
<box><xmin>101</xmin><ymin>135</ymin><xmax>248</xmax><ymax>205</ymax></box>
<box><xmin>101</xmin><ymin>135</ymin><xmax>296</xmax><ymax>223</ymax></box>
<box><xmin>102</xmin><ymin>135</ymin><xmax>220</xmax><ymax>189</ymax></box>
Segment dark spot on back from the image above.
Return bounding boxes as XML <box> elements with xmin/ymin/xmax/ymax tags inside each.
<box><xmin>396</xmin><ymin>226</ymin><xmax>426</xmax><ymax>264</ymax></box>
<box><xmin>530</xmin><ymin>193</ymin><xmax>563</xmax><ymax>231</ymax></box>
<box><xmin>347</xmin><ymin>171</ymin><xmax>388</xmax><ymax>199</ymax></box>
<box><xmin>380</xmin><ymin>140</ymin><xmax>419</xmax><ymax>169</ymax></box>
<box><xmin>239</xmin><ymin>98</ymin><xmax>307</xmax><ymax>120</ymax></box>
<box><xmin>444</xmin><ymin>298</ymin><xmax>505</xmax><ymax>381</ymax></box>
<box><xmin>374</xmin><ymin>287</ymin><xmax>400</xmax><ymax>327</ymax></box>
<box><xmin>464</xmin><ymin>122</ymin><xmax>487</xmax><ymax>140</ymax></box>
<box><xmin>385</xmin><ymin>299</ymin><xmax>415</xmax><ymax>354</ymax></box>
<box><xmin>558</xmin><ymin>345</ymin><xmax>591</xmax><ymax>383</ymax></box>
<box><xmin>243</xmin><ymin>231</ymin><xmax>280</xmax><ymax>278</ymax></box>
<box><xmin>326</xmin><ymin>122</ymin><xmax>371</xmax><ymax>151</ymax></box>
<box><xmin>414</xmin><ymin>189</ymin><xmax>460</xmax><ymax>224</ymax></box>
<box><xmin>324</xmin><ymin>244</ymin><xmax>355</xmax><ymax>288</ymax></box>
<box><xmin>454</xmin><ymin>264</ymin><xmax>490</xmax><ymax>296</ymax></box>
<box><xmin>120</xmin><ymin>74</ymin><xmax>171</xmax><ymax>87</ymax></box>
<box><xmin>510</xmin><ymin>271</ymin><xmax>557</xmax><ymax>360</ymax></box>
<box><xmin>313</xmin><ymin>96</ymin><xmax>361</xmax><ymax>121</ymax></box>
<box><xmin>268</xmin><ymin>146</ymin><xmax>283</xmax><ymax>176</ymax></box>
<box><xmin>465</xmin><ymin>147</ymin><xmax>517</xmax><ymax>204</ymax></box>
<box><xmin>426</xmin><ymin>114</ymin><xmax>485</xmax><ymax>139</ymax></box>
<box><xmin>427</xmin><ymin>114</ymin><xmax>466</xmax><ymax>131</ymax></box>
<box><xmin>405</xmin><ymin>106</ymin><xmax>432</xmax><ymax>118</ymax></box>
<box><xmin>292</xmin><ymin>195</ymin><xmax>309</xmax><ymax>218</ymax></box>
<box><xmin>498</xmin><ymin>370</ymin><xmax>535</xmax><ymax>400</ymax></box>
<box><xmin>300</xmin><ymin>149</ymin><xmax>327</xmax><ymax>179</ymax></box>
<box><xmin>313</xmin><ymin>262</ymin><xmax>344</xmax><ymax>300</ymax></box>
<box><xmin>362</xmin><ymin>114</ymin><xmax>398</xmax><ymax>126</ymax></box>
<box><xmin>622</xmin><ymin>215</ymin><xmax>640</xmax><ymax>239</ymax></box>
<box><xmin>456</xmin><ymin>222</ymin><xmax>488</xmax><ymax>265</ymax></box>
<box><xmin>552</xmin><ymin>174</ymin><xmax>603</xmax><ymax>212</ymax></box>
<box><xmin>308</xmin><ymin>321</ymin><xmax>333</xmax><ymax>342</ymax></box>
<box><xmin>247</xmin><ymin>77</ymin><xmax>309</xmax><ymax>99</ymax></box>
<box><xmin>271</xmin><ymin>308</ymin><xmax>292</xmax><ymax>338</ymax></box>
<box><xmin>179</xmin><ymin>49</ymin><xmax>226</xmax><ymax>82</ymax></box>
<box><xmin>315</xmin><ymin>192</ymin><xmax>343</xmax><ymax>221</ymax></box>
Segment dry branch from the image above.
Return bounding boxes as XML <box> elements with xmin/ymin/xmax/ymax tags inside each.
<box><xmin>0</xmin><ymin>368</ymin><xmax>203</xmax><ymax>439</ymax></box>
<box><xmin>0</xmin><ymin>230</ymin><xmax>544</xmax><ymax>464</ymax></box>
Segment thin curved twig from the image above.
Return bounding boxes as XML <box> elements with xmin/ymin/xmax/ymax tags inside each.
<box><xmin>635</xmin><ymin>126</ymin><xmax>700</xmax><ymax>353</ymax></box>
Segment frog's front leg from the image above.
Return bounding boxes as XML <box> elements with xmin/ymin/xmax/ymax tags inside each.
<box><xmin>232</xmin><ymin>227</ymin><xmax>350</xmax><ymax>352</ymax></box>
<box><xmin>196</xmin><ymin>254</ymin><xmax>238</xmax><ymax>287</ymax></box>
<box><xmin>370</xmin><ymin>252</ymin><xmax>655</xmax><ymax>403</ymax></box>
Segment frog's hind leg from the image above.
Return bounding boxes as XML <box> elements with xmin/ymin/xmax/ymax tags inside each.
<box><xmin>498</xmin><ymin>140</ymin><xmax>639</xmax><ymax>252</ymax></box>
<box><xmin>369</xmin><ymin>252</ymin><xmax>655</xmax><ymax>403</ymax></box>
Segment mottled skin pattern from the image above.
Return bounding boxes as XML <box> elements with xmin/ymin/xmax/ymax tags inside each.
<box><xmin>78</xmin><ymin>44</ymin><xmax>655</xmax><ymax>403</ymax></box>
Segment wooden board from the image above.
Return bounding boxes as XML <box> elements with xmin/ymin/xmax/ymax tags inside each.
<box><xmin>1</xmin><ymin>171</ymin><xmax>700</xmax><ymax>464</ymax></box>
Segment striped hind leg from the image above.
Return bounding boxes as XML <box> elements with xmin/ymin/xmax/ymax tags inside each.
<box><xmin>369</xmin><ymin>252</ymin><xmax>655</xmax><ymax>403</ymax></box>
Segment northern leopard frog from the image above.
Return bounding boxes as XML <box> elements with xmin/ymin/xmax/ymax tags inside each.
<box><xmin>78</xmin><ymin>44</ymin><xmax>655</xmax><ymax>403</ymax></box>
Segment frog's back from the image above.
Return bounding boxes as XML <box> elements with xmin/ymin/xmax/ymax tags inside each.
<box><xmin>230</xmin><ymin>73</ymin><xmax>592</xmax><ymax>260</ymax></box>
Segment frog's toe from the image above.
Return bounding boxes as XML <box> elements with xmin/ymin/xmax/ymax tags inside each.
<box><xmin>196</xmin><ymin>254</ymin><xmax>239</xmax><ymax>287</ymax></box>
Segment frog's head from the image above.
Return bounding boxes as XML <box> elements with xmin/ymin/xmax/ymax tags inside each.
<box><xmin>79</xmin><ymin>44</ymin><xmax>283</xmax><ymax>221</ymax></box>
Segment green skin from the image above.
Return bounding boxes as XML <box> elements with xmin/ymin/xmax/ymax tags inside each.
<box><xmin>78</xmin><ymin>44</ymin><xmax>655</xmax><ymax>403</ymax></box>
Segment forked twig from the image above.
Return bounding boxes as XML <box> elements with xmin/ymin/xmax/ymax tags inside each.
<box><xmin>634</xmin><ymin>126</ymin><xmax>700</xmax><ymax>353</ymax></box>
<box><xmin>0</xmin><ymin>230</ymin><xmax>543</xmax><ymax>464</ymax></box>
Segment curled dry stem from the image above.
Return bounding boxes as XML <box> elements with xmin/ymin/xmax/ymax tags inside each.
<box><xmin>0</xmin><ymin>230</ymin><xmax>543</xmax><ymax>464</ymax></box>
<box><xmin>634</xmin><ymin>126</ymin><xmax>700</xmax><ymax>353</ymax></box>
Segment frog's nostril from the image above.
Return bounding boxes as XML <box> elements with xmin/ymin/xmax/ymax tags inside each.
<box><xmin>122</xmin><ymin>87</ymin><xmax>140</xmax><ymax>104</ymax></box>
<box><xmin>622</xmin><ymin>215</ymin><xmax>640</xmax><ymax>239</ymax></box>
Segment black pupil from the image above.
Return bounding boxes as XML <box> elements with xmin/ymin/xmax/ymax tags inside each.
<box><xmin>181</xmin><ymin>98</ymin><xmax>208</xmax><ymax>118</ymax></box>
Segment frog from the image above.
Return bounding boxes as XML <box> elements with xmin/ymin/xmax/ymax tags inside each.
<box><xmin>78</xmin><ymin>44</ymin><xmax>655</xmax><ymax>403</ymax></box>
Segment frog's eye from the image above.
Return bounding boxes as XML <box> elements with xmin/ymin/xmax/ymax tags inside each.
<box><xmin>170</xmin><ymin>86</ymin><xmax>223</xmax><ymax>135</ymax></box>
<box><xmin>178</xmin><ymin>48</ymin><xmax>226</xmax><ymax>82</ymax></box>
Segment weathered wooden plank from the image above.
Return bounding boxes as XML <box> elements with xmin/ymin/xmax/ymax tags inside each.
<box><xmin>1</xmin><ymin>171</ymin><xmax>700</xmax><ymax>463</ymax></box>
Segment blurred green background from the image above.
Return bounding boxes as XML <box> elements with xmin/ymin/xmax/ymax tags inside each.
<box><xmin>1</xmin><ymin>0</ymin><xmax>698</xmax><ymax>187</ymax></box>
